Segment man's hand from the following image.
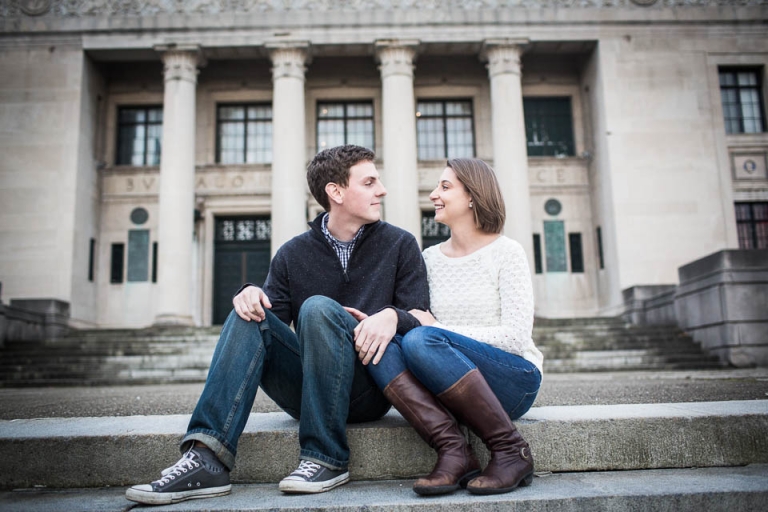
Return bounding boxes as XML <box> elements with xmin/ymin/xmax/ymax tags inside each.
<box><xmin>344</xmin><ymin>307</ymin><xmax>397</xmax><ymax>366</ymax></box>
<box><xmin>409</xmin><ymin>309</ymin><xmax>436</xmax><ymax>326</ymax></box>
<box><xmin>233</xmin><ymin>286</ymin><xmax>272</xmax><ymax>322</ymax></box>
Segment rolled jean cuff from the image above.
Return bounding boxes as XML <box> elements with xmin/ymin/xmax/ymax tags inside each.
<box><xmin>181</xmin><ymin>430</ymin><xmax>236</xmax><ymax>471</ymax></box>
<box><xmin>300</xmin><ymin>449</ymin><xmax>347</xmax><ymax>471</ymax></box>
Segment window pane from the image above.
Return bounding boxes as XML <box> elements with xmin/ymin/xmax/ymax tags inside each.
<box><xmin>317</xmin><ymin>119</ymin><xmax>346</xmax><ymax>150</ymax></box>
<box><xmin>417</xmin><ymin>102</ymin><xmax>443</xmax><ymax>117</ymax></box>
<box><xmin>346</xmin><ymin>119</ymin><xmax>374</xmax><ymax>150</ymax></box>
<box><xmin>219</xmin><ymin>106</ymin><xmax>245</xmax><ymax>121</ymax></box>
<box><xmin>117</xmin><ymin>107</ymin><xmax>163</xmax><ymax>166</ymax></box>
<box><xmin>737</xmin><ymin>71</ymin><xmax>758</xmax><ymax>86</ymax></box>
<box><xmin>247</xmin><ymin>105</ymin><xmax>272</xmax><ymax>120</ymax></box>
<box><xmin>119</xmin><ymin>108</ymin><xmax>145</xmax><ymax>123</ymax></box>
<box><xmin>148</xmin><ymin>108</ymin><xmax>163</xmax><ymax>123</ymax></box>
<box><xmin>347</xmin><ymin>103</ymin><xmax>373</xmax><ymax>118</ymax></box>
<box><xmin>246</xmin><ymin>121</ymin><xmax>272</xmax><ymax>164</ymax></box>
<box><xmin>146</xmin><ymin>124</ymin><xmax>162</xmax><ymax>166</ymax></box>
<box><xmin>318</xmin><ymin>104</ymin><xmax>344</xmax><ymax>118</ymax></box>
<box><xmin>524</xmin><ymin>98</ymin><xmax>575</xmax><ymax>157</ymax></box>
<box><xmin>532</xmin><ymin>234</ymin><xmax>543</xmax><ymax>274</ymax></box>
<box><xmin>220</xmin><ymin>122</ymin><xmax>245</xmax><ymax>164</ymax></box>
<box><xmin>445</xmin><ymin>101</ymin><xmax>471</xmax><ymax>116</ymax></box>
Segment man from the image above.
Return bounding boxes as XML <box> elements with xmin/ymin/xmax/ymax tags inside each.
<box><xmin>126</xmin><ymin>145</ymin><xmax>429</xmax><ymax>505</ymax></box>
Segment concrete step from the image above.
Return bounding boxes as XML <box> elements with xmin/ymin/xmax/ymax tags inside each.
<box><xmin>2</xmin><ymin>465</ymin><xmax>767</xmax><ymax>512</ymax></box>
<box><xmin>2</xmin><ymin>400</ymin><xmax>766</xmax><ymax>490</ymax></box>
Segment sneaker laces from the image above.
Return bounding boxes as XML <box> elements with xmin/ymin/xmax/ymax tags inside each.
<box><xmin>292</xmin><ymin>460</ymin><xmax>322</xmax><ymax>478</ymax></box>
<box><xmin>155</xmin><ymin>448</ymin><xmax>200</xmax><ymax>486</ymax></box>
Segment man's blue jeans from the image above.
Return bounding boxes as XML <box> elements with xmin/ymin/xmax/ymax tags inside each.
<box><xmin>367</xmin><ymin>326</ymin><xmax>541</xmax><ymax>420</ymax></box>
<box><xmin>182</xmin><ymin>296</ymin><xmax>391</xmax><ymax>471</ymax></box>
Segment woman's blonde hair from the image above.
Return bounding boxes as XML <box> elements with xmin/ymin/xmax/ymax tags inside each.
<box><xmin>446</xmin><ymin>158</ymin><xmax>506</xmax><ymax>234</ymax></box>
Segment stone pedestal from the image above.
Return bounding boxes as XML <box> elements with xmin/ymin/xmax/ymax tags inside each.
<box><xmin>269</xmin><ymin>43</ymin><xmax>310</xmax><ymax>255</ymax></box>
<box><xmin>377</xmin><ymin>40</ymin><xmax>421</xmax><ymax>241</ymax></box>
<box><xmin>153</xmin><ymin>46</ymin><xmax>202</xmax><ymax>326</ymax></box>
<box><xmin>483</xmin><ymin>40</ymin><xmax>534</xmax><ymax>267</ymax></box>
<box><xmin>622</xmin><ymin>285</ymin><xmax>677</xmax><ymax>325</ymax></box>
<box><xmin>675</xmin><ymin>250</ymin><xmax>768</xmax><ymax>367</ymax></box>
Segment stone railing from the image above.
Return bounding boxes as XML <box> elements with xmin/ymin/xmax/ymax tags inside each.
<box><xmin>624</xmin><ymin>249</ymin><xmax>768</xmax><ymax>368</ymax></box>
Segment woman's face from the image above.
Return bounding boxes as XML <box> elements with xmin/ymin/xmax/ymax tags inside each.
<box><xmin>429</xmin><ymin>167</ymin><xmax>473</xmax><ymax>226</ymax></box>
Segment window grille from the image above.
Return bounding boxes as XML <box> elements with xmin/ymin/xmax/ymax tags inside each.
<box><xmin>116</xmin><ymin>106</ymin><xmax>163</xmax><ymax>166</ymax></box>
<box><xmin>523</xmin><ymin>97</ymin><xmax>575</xmax><ymax>157</ymax></box>
<box><xmin>216</xmin><ymin>104</ymin><xmax>273</xmax><ymax>164</ymax></box>
<box><xmin>719</xmin><ymin>68</ymin><xmax>766</xmax><ymax>134</ymax></box>
<box><xmin>317</xmin><ymin>101</ymin><xmax>374</xmax><ymax>152</ymax></box>
<box><xmin>416</xmin><ymin>100</ymin><xmax>475</xmax><ymax>160</ymax></box>
<box><xmin>735</xmin><ymin>202</ymin><xmax>768</xmax><ymax>249</ymax></box>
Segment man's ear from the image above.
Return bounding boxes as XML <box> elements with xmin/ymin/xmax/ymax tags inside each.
<box><xmin>325</xmin><ymin>182</ymin><xmax>344</xmax><ymax>205</ymax></box>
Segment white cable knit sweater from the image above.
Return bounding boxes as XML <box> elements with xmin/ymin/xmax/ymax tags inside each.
<box><xmin>423</xmin><ymin>236</ymin><xmax>544</xmax><ymax>372</ymax></box>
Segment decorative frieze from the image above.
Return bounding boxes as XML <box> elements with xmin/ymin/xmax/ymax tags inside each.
<box><xmin>3</xmin><ymin>0</ymin><xmax>764</xmax><ymax>18</ymax></box>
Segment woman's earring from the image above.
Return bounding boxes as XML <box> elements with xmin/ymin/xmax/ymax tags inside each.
<box><xmin>469</xmin><ymin>201</ymin><xmax>474</xmax><ymax>208</ymax></box>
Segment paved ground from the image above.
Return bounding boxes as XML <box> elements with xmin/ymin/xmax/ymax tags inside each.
<box><xmin>1</xmin><ymin>368</ymin><xmax>766</xmax><ymax>420</ymax></box>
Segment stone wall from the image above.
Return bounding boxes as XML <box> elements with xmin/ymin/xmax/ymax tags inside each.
<box><xmin>625</xmin><ymin>250</ymin><xmax>768</xmax><ymax>367</ymax></box>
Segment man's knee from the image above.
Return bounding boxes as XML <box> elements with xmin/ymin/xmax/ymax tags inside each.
<box><xmin>298</xmin><ymin>295</ymin><xmax>343</xmax><ymax>323</ymax></box>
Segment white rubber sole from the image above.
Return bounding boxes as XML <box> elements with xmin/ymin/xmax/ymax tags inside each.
<box><xmin>125</xmin><ymin>484</ymin><xmax>232</xmax><ymax>505</ymax></box>
<box><xmin>278</xmin><ymin>472</ymin><xmax>350</xmax><ymax>494</ymax></box>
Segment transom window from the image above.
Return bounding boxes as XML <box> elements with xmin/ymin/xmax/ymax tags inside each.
<box><xmin>216</xmin><ymin>104</ymin><xmax>273</xmax><ymax>164</ymax></box>
<box><xmin>735</xmin><ymin>202</ymin><xmax>768</xmax><ymax>249</ymax></box>
<box><xmin>719</xmin><ymin>68</ymin><xmax>766</xmax><ymax>134</ymax></box>
<box><xmin>523</xmin><ymin>97</ymin><xmax>575</xmax><ymax>157</ymax></box>
<box><xmin>317</xmin><ymin>101</ymin><xmax>374</xmax><ymax>151</ymax></box>
<box><xmin>116</xmin><ymin>106</ymin><xmax>163</xmax><ymax>166</ymax></box>
<box><xmin>416</xmin><ymin>100</ymin><xmax>475</xmax><ymax>160</ymax></box>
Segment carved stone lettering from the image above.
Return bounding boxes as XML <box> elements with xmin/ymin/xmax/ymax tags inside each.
<box><xmin>126</xmin><ymin>178</ymin><xmax>134</xmax><ymax>192</ymax></box>
<box><xmin>142</xmin><ymin>177</ymin><xmax>155</xmax><ymax>190</ymax></box>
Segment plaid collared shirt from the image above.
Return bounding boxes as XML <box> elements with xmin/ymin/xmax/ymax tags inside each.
<box><xmin>321</xmin><ymin>213</ymin><xmax>365</xmax><ymax>272</ymax></box>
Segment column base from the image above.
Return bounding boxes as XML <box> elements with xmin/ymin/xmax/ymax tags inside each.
<box><xmin>153</xmin><ymin>313</ymin><xmax>195</xmax><ymax>327</ymax></box>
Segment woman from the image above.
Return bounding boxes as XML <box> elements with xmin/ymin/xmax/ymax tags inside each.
<box><xmin>347</xmin><ymin>158</ymin><xmax>543</xmax><ymax>496</ymax></box>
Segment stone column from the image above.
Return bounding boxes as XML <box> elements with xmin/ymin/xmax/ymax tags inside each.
<box><xmin>269</xmin><ymin>43</ymin><xmax>310</xmax><ymax>255</ymax></box>
<box><xmin>376</xmin><ymin>40</ymin><xmax>421</xmax><ymax>242</ymax></box>
<box><xmin>483</xmin><ymin>40</ymin><xmax>535</xmax><ymax>268</ymax></box>
<box><xmin>154</xmin><ymin>46</ymin><xmax>203</xmax><ymax>326</ymax></box>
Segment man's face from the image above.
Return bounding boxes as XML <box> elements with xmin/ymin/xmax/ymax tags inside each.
<box><xmin>336</xmin><ymin>161</ymin><xmax>387</xmax><ymax>224</ymax></box>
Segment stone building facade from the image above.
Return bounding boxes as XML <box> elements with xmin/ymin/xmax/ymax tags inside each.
<box><xmin>0</xmin><ymin>0</ymin><xmax>766</xmax><ymax>328</ymax></box>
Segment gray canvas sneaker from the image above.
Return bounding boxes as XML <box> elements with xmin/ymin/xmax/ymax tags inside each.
<box><xmin>278</xmin><ymin>459</ymin><xmax>350</xmax><ymax>493</ymax></box>
<box><xmin>125</xmin><ymin>446</ymin><xmax>231</xmax><ymax>505</ymax></box>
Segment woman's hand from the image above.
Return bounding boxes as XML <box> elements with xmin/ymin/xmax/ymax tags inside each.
<box><xmin>409</xmin><ymin>309</ymin><xmax>436</xmax><ymax>326</ymax></box>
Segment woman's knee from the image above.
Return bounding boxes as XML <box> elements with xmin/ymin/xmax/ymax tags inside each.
<box><xmin>401</xmin><ymin>326</ymin><xmax>443</xmax><ymax>363</ymax></box>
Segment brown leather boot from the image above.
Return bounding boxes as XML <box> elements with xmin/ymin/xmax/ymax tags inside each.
<box><xmin>383</xmin><ymin>370</ymin><xmax>480</xmax><ymax>496</ymax></box>
<box><xmin>438</xmin><ymin>369</ymin><xmax>534</xmax><ymax>495</ymax></box>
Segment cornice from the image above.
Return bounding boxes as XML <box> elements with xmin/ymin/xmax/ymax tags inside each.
<box><xmin>2</xmin><ymin>0</ymin><xmax>766</xmax><ymax>19</ymax></box>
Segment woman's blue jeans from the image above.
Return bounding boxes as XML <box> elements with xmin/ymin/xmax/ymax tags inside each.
<box><xmin>368</xmin><ymin>326</ymin><xmax>541</xmax><ymax>420</ymax></box>
<box><xmin>182</xmin><ymin>296</ymin><xmax>391</xmax><ymax>471</ymax></box>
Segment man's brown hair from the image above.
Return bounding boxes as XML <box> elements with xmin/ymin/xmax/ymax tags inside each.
<box><xmin>307</xmin><ymin>145</ymin><xmax>376</xmax><ymax>211</ymax></box>
<box><xmin>446</xmin><ymin>158</ymin><xmax>506</xmax><ymax>234</ymax></box>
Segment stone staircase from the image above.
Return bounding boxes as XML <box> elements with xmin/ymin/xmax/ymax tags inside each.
<box><xmin>0</xmin><ymin>318</ymin><xmax>723</xmax><ymax>387</ymax></box>
<box><xmin>0</xmin><ymin>327</ymin><xmax>221</xmax><ymax>387</ymax></box>
<box><xmin>535</xmin><ymin>317</ymin><xmax>724</xmax><ymax>372</ymax></box>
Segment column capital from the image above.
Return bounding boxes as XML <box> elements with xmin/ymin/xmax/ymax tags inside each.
<box><xmin>154</xmin><ymin>44</ymin><xmax>205</xmax><ymax>84</ymax></box>
<box><xmin>375</xmin><ymin>39</ymin><xmax>420</xmax><ymax>79</ymax></box>
<box><xmin>267</xmin><ymin>42</ymin><xmax>311</xmax><ymax>81</ymax></box>
<box><xmin>481</xmin><ymin>39</ymin><xmax>530</xmax><ymax>78</ymax></box>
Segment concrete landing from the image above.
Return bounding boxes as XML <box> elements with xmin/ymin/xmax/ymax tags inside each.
<box><xmin>2</xmin><ymin>465</ymin><xmax>766</xmax><ymax>512</ymax></box>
